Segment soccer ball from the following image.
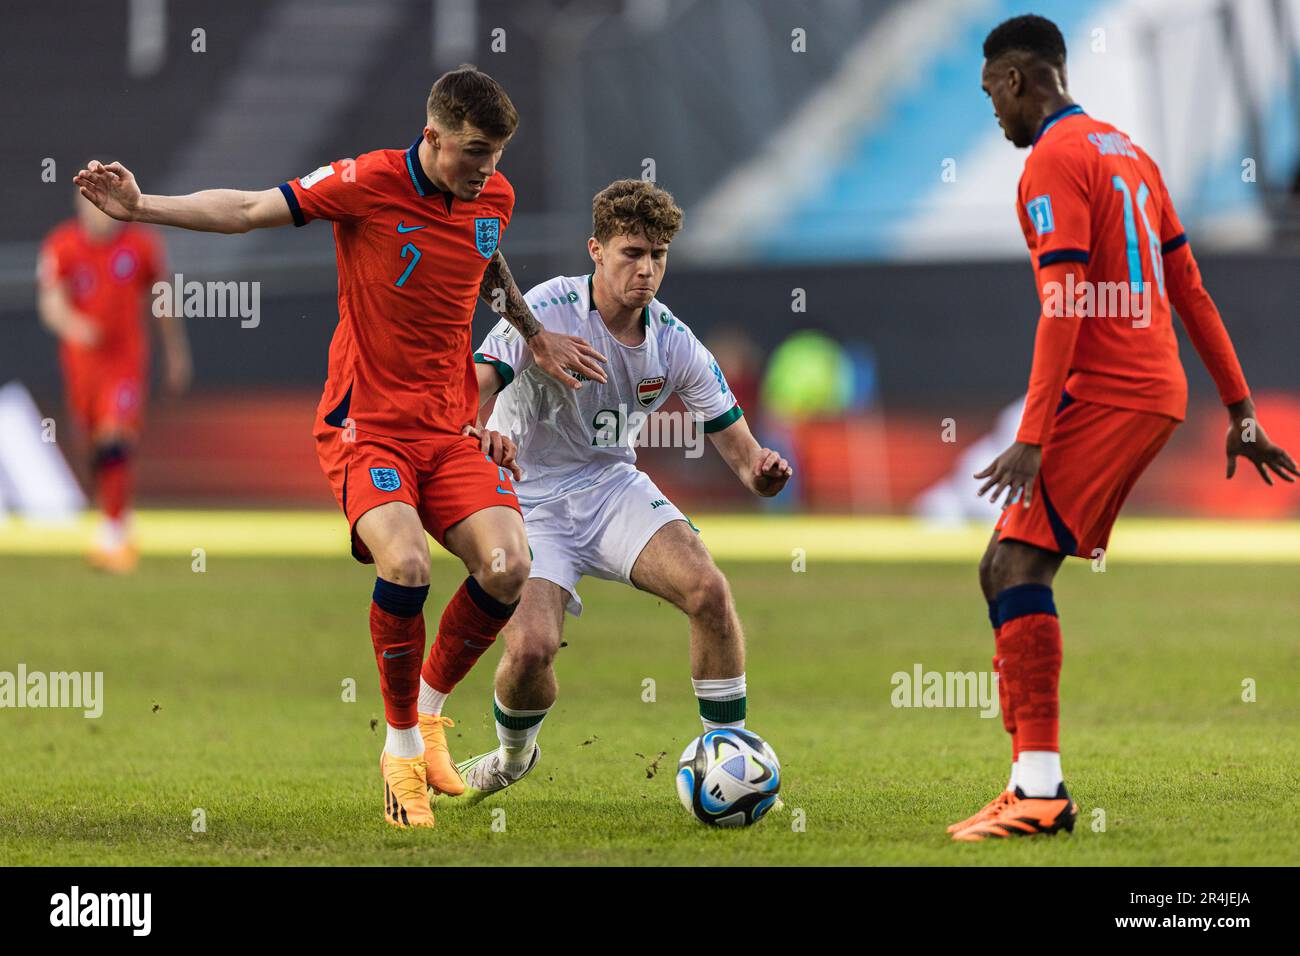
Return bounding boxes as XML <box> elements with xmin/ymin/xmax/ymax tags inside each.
<box><xmin>676</xmin><ymin>728</ymin><xmax>781</xmax><ymax>827</ymax></box>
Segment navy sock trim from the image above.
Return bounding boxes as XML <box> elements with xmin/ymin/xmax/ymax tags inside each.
<box><xmin>996</xmin><ymin>583</ymin><xmax>1057</xmax><ymax>624</ymax></box>
<box><xmin>372</xmin><ymin>578</ymin><xmax>429</xmax><ymax>618</ymax></box>
<box><xmin>987</xmin><ymin>599</ymin><xmax>1000</xmax><ymax>629</ymax></box>
<box><xmin>465</xmin><ymin>575</ymin><xmax>518</xmax><ymax>620</ymax></box>
<box><xmin>93</xmin><ymin>443</ymin><xmax>129</xmax><ymax>469</ymax></box>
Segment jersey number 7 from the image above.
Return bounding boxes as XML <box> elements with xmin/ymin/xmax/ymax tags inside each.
<box><xmin>394</xmin><ymin>242</ymin><xmax>422</xmax><ymax>288</ymax></box>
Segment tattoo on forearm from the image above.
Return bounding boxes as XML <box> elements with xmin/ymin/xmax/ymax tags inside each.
<box><xmin>481</xmin><ymin>251</ymin><xmax>541</xmax><ymax>339</ymax></box>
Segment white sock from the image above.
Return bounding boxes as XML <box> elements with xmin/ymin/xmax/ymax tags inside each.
<box><xmin>494</xmin><ymin>693</ymin><xmax>549</xmax><ymax>774</ymax></box>
<box><xmin>693</xmin><ymin>674</ymin><xmax>746</xmax><ymax>730</ymax></box>
<box><xmin>1016</xmin><ymin>751</ymin><xmax>1063</xmax><ymax>797</ymax></box>
<box><xmin>1007</xmin><ymin>760</ymin><xmax>1019</xmax><ymax>793</ymax></box>
<box><xmin>418</xmin><ymin>677</ymin><xmax>448</xmax><ymax>716</ymax></box>
<box><xmin>385</xmin><ymin>724</ymin><xmax>423</xmax><ymax>759</ymax></box>
<box><xmin>97</xmin><ymin>515</ymin><xmax>129</xmax><ymax>550</ymax></box>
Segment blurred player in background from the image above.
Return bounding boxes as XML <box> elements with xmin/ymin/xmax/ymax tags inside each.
<box><xmin>953</xmin><ymin>15</ymin><xmax>1298</xmax><ymax>842</ymax></box>
<box><xmin>37</xmin><ymin>186</ymin><xmax>191</xmax><ymax>572</ymax></box>
<box><xmin>449</xmin><ymin>180</ymin><xmax>791</xmax><ymax>801</ymax></box>
<box><xmin>74</xmin><ymin>67</ymin><xmax>606</xmax><ymax>829</ymax></box>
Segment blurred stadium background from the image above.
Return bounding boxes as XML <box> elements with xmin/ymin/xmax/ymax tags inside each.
<box><xmin>3</xmin><ymin>0</ymin><xmax>1299</xmax><ymax>527</ymax></box>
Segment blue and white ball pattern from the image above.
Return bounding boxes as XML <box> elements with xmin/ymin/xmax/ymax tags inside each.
<box><xmin>676</xmin><ymin>728</ymin><xmax>781</xmax><ymax>827</ymax></box>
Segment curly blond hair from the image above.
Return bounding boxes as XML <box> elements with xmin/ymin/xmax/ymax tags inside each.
<box><xmin>591</xmin><ymin>179</ymin><xmax>683</xmax><ymax>245</ymax></box>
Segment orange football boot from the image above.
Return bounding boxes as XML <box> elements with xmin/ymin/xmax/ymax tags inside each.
<box><xmin>87</xmin><ymin>542</ymin><xmax>139</xmax><ymax>574</ymax></box>
<box><xmin>379</xmin><ymin>751</ymin><xmax>436</xmax><ymax>829</ymax></box>
<box><xmin>418</xmin><ymin>714</ymin><xmax>465</xmax><ymax>795</ymax></box>
<box><xmin>953</xmin><ymin>784</ymin><xmax>1077</xmax><ymax>841</ymax></box>
<box><xmin>947</xmin><ymin>789</ymin><xmax>1015</xmax><ymax>834</ymax></box>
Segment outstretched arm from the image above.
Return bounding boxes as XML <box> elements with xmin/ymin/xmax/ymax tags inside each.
<box><xmin>478</xmin><ymin>251</ymin><xmax>608</xmax><ymax>389</ymax></box>
<box><xmin>1165</xmin><ymin>241</ymin><xmax>1248</xmax><ymax>407</ymax></box>
<box><xmin>1165</xmin><ymin>242</ymin><xmax>1297</xmax><ymax>485</ymax></box>
<box><xmin>708</xmin><ymin>415</ymin><xmax>791</xmax><ymax>497</ymax></box>
<box><xmin>73</xmin><ymin>160</ymin><xmax>293</xmax><ymax>234</ymax></box>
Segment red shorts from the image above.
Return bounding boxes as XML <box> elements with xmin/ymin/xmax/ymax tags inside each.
<box><xmin>314</xmin><ymin>424</ymin><xmax>521</xmax><ymax>563</ymax></box>
<box><xmin>66</xmin><ymin>372</ymin><xmax>145</xmax><ymax>438</ymax></box>
<box><xmin>997</xmin><ymin>394</ymin><xmax>1177</xmax><ymax>558</ymax></box>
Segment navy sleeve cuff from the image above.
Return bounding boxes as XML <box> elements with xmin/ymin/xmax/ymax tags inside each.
<box><xmin>278</xmin><ymin>182</ymin><xmax>306</xmax><ymax>227</ymax></box>
<box><xmin>1161</xmin><ymin>232</ymin><xmax>1188</xmax><ymax>255</ymax></box>
<box><xmin>1038</xmin><ymin>248</ymin><xmax>1090</xmax><ymax>267</ymax></box>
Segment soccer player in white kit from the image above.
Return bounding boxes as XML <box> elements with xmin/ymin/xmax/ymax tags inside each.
<box><xmin>448</xmin><ymin>179</ymin><xmax>792</xmax><ymax>799</ymax></box>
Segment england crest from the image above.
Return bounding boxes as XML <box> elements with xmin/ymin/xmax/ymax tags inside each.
<box><xmin>637</xmin><ymin>376</ymin><xmax>666</xmax><ymax>407</ymax></box>
<box><xmin>110</xmin><ymin>248</ymin><xmax>138</xmax><ymax>281</ymax></box>
<box><xmin>370</xmin><ymin>467</ymin><xmax>401</xmax><ymax>492</ymax></box>
<box><xmin>474</xmin><ymin>217</ymin><xmax>500</xmax><ymax>258</ymax></box>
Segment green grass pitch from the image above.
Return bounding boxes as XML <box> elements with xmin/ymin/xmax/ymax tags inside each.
<box><xmin>1</xmin><ymin>553</ymin><xmax>1296</xmax><ymax>865</ymax></box>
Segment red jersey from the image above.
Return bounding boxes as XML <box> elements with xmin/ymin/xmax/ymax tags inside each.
<box><xmin>281</xmin><ymin>139</ymin><xmax>514</xmax><ymax>439</ymax></box>
<box><xmin>37</xmin><ymin>220</ymin><xmax>165</xmax><ymax>381</ymax></box>
<box><xmin>1014</xmin><ymin>106</ymin><xmax>1249</xmax><ymax>444</ymax></box>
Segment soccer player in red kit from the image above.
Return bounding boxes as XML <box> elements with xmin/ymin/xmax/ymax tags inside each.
<box><xmin>951</xmin><ymin>16</ymin><xmax>1298</xmax><ymax>841</ymax></box>
<box><xmin>37</xmin><ymin>189</ymin><xmax>192</xmax><ymax>572</ymax></box>
<box><xmin>74</xmin><ymin>67</ymin><xmax>607</xmax><ymax>829</ymax></box>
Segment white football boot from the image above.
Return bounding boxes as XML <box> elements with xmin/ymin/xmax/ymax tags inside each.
<box><xmin>436</xmin><ymin>745</ymin><xmax>541</xmax><ymax>806</ymax></box>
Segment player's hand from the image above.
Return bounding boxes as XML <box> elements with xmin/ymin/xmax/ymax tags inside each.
<box><xmin>62</xmin><ymin>315</ymin><xmax>100</xmax><ymax>348</ymax></box>
<box><xmin>1225</xmin><ymin>412</ymin><xmax>1298</xmax><ymax>486</ymax></box>
<box><xmin>165</xmin><ymin>347</ymin><xmax>192</xmax><ymax>396</ymax></box>
<box><xmin>528</xmin><ymin>330</ymin><xmax>607</xmax><ymax>389</ymax></box>
<box><xmin>751</xmin><ymin>447</ymin><xmax>792</xmax><ymax>497</ymax></box>
<box><xmin>463</xmin><ymin>423</ymin><xmax>521</xmax><ymax>481</ymax></box>
<box><xmin>73</xmin><ymin>160</ymin><xmax>142</xmax><ymax>222</ymax></box>
<box><xmin>975</xmin><ymin>441</ymin><xmax>1042</xmax><ymax>508</ymax></box>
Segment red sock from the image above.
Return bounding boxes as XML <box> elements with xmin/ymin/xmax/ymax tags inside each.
<box><xmin>421</xmin><ymin>577</ymin><xmax>516</xmax><ymax>694</ymax></box>
<box><xmin>95</xmin><ymin>451</ymin><xmax>131</xmax><ymax>522</ymax></box>
<box><xmin>994</xmin><ymin>631</ymin><xmax>1020</xmax><ymax>763</ymax></box>
<box><xmin>369</xmin><ymin>580</ymin><xmax>429</xmax><ymax>730</ymax></box>
<box><xmin>989</xmin><ymin>600</ymin><xmax>1018</xmax><ymax>763</ymax></box>
<box><xmin>996</xmin><ymin>586</ymin><xmax>1062</xmax><ymax>755</ymax></box>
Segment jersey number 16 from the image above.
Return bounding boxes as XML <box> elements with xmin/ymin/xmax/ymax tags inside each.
<box><xmin>1110</xmin><ymin>174</ymin><xmax>1164</xmax><ymax>297</ymax></box>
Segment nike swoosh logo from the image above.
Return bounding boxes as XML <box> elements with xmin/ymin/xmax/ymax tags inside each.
<box><xmin>396</xmin><ymin>221</ymin><xmax>425</xmax><ymax>233</ymax></box>
<box><xmin>382</xmin><ymin>648</ymin><xmax>414</xmax><ymax>659</ymax></box>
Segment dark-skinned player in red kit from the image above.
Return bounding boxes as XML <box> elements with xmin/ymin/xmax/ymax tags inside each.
<box><xmin>951</xmin><ymin>15</ymin><xmax>1297</xmax><ymax>841</ymax></box>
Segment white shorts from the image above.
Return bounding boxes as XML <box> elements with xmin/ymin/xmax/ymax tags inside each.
<box><xmin>522</xmin><ymin>468</ymin><xmax>688</xmax><ymax>617</ymax></box>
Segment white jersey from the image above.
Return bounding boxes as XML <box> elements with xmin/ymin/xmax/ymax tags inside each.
<box><xmin>474</xmin><ymin>274</ymin><xmax>742</xmax><ymax>505</ymax></box>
